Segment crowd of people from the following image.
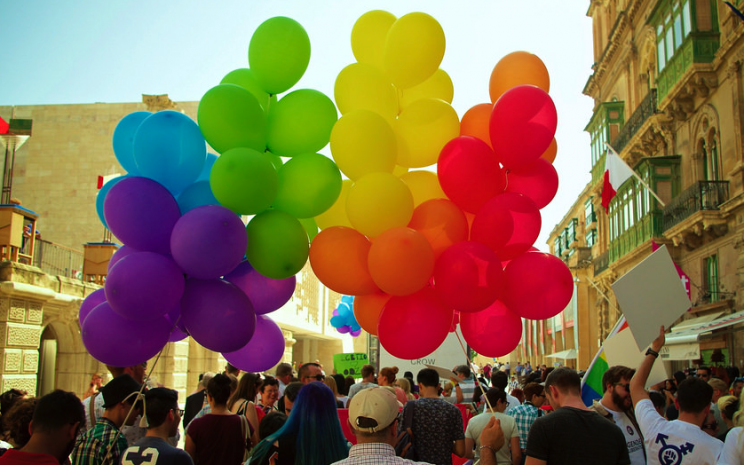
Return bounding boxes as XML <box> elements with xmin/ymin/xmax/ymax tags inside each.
<box><xmin>4</xmin><ymin>330</ymin><xmax>744</xmax><ymax>464</ymax></box>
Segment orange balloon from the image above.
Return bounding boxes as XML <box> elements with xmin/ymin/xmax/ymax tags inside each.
<box><xmin>489</xmin><ymin>51</ymin><xmax>550</xmax><ymax>103</ymax></box>
<box><xmin>354</xmin><ymin>292</ymin><xmax>392</xmax><ymax>336</ymax></box>
<box><xmin>368</xmin><ymin>227</ymin><xmax>434</xmax><ymax>296</ymax></box>
<box><xmin>460</xmin><ymin>103</ymin><xmax>493</xmax><ymax>149</ymax></box>
<box><xmin>309</xmin><ymin>227</ymin><xmax>379</xmax><ymax>295</ymax></box>
<box><xmin>541</xmin><ymin>138</ymin><xmax>557</xmax><ymax>163</ymax></box>
<box><xmin>408</xmin><ymin>199</ymin><xmax>469</xmax><ymax>260</ymax></box>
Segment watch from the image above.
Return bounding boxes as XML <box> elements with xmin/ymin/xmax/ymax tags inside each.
<box><xmin>645</xmin><ymin>348</ymin><xmax>660</xmax><ymax>358</ymax></box>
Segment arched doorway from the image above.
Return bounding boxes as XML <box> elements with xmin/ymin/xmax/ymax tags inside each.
<box><xmin>37</xmin><ymin>325</ymin><xmax>57</xmax><ymax>396</ymax></box>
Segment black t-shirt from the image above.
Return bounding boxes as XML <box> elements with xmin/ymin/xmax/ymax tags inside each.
<box><xmin>401</xmin><ymin>398</ymin><xmax>464</xmax><ymax>465</ymax></box>
<box><xmin>121</xmin><ymin>437</ymin><xmax>194</xmax><ymax>465</ymax></box>
<box><xmin>526</xmin><ymin>407</ymin><xmax>630</xmax><ymax>465</ymax></box>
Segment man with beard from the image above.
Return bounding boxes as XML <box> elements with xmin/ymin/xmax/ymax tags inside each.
<box><xmin>589</xmin><ymin>366</ymin><xmax>645</xmax><ymax>465</ymax></box>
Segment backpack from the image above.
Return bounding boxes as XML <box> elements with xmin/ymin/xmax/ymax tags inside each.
<box><xmin>394</xmin><ymin>401</ymin><xmax>418</xmax><ymax>460</ymax></box>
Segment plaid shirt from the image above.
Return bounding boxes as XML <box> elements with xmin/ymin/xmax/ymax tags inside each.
<box><xmin>72</xmin><ymin>418</ymin><xmax>128</xmax><ymax>465</ymax></box>
<box><xmin>331</xmin><ymin>443</ymin><xmax>433</xmax><ymax>464</ymax></box>
<box><xmin>507</xmin><ymin>402</ymin><xmax>541</xmax><ymax>449</ymax></box>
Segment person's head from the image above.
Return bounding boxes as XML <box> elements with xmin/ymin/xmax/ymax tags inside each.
<box><xmin>417</xmin><ymin>368</ymin><xmax>439</xmax><ymax>389</ymax></box>
<box><xmin>258</xmin><ymin>376</ymin><xmax>279</xmax><ymax>407</ymax></box>
<box><xmin>733</xmin><ymin>378</ymin><xmax>744</xmax><ymax>399</ymax></box>
<box><xmin>454</xmin><ymin>365</ymin><xmax>471</xmax><ymax>380</ymax></box>
<box><xmin>361</xmin><ymin>364</ymin><xmax>376</xmax><ymax>382</ymax></box>
<box><xmin>199</xmin><ymin>372</ymin><xmax>215</xmax><ymax>391</ymax></box>
<box><xmin>649</xmin><ymin>391</ymin><xmax>666</xmax><ymax>417</ymax></box>
<box><xmin>100</xmin><ymin>374</ymin><xmax>143</xmax><ymax>428</ymax></box>
<box><xmin>345</xmin><ymin>376</ymin><xmax>356</xmax><ymax>393</ymax></box>
<box><xmin>511</xmin><ymin>388</ymin><xmax>525</xmax><ymax>404</ymax></box>
<box><xmin>106</xmin><ymin>363</ymin><xmax>148</xmax><ymax>384</ymax></box>
<box><xmin>229</xmin><ymin>372</ymin><xmax>262</xmax><ymax>410</ymax></box>
<box><xmin>90</xmin><ymin>373</ymin><xmax>103</xmax><ymax>387</ymax></box>
<box><xmin>673</xmin><ymin>370</ymin><xmax>686</xmax><ymax>386</ymax></box>
<box><xmin>665</xmin><ymin>379</ymin><xmax>676</xmax><ymax>392</ymax></box>
<box><xmin>254</xmin><ymin>382</ymin><xmax>348</xmax><ymax>465</ymax></box>
<box><xmin>259</xmin><ymin>411</ymin><xmax>287</xmax><ymax>440</ymax></box>
<box><xmin>396</xmin><ymin>378</ymin><xmax>412</xmax><ymax>396</ymax></box>
<box><xmin>225</xmin><ymin>362</ymin><xmax>240</xmax><ymax>377</ymax></box>
<box><xmin>283</xmin><ymin>382</ymin><xmax>303</xmax><ymax>416</ymax></box>
<box><xmin>378</xmin><ymin>366</ymin><xmax>399</xmax><ymax>387</ymax></box>
<box><xmin>0</xmin><ymin>389</ymin><xmax>26</xmax><ymax>416</ymax></box>
<box><xmin>702</xmin><ymin>410</ymin><xmax>718</xmax><ymax>437</ymax></box>
<box><xmin>601</xmin><ymin>365</ymin><xmax>635</xmax><ymax>412</ymax></box>
<box><xmin>276</xmin><ymin>363</ymin><xmax>293</xmax><ymax>385</ymax></box>
<box><xmin>331</xmin><ymin>374</ymin><xmax>348</xmax><ymax>396</ymax></box>
<box><xmin>544</xmin><ymin>367</ymin><xmax>581</xmax><ymax>409</ymax></box>
<box><xmin>2</xmin><ymin>397</ymin><xmax>36</xmax><ymax>447</ymax></box>
<box><xmin>207</xmin><ymin>373</ymin><xmax>233</xmax><ymax>407</ymax></box>
<box><xmin>442</xmin><ymin>381</ymin><xmax>453</xmax><ymax>396</ymax></box>
<box><xmin>491</xmin><ymin>371</ymin><xmax>508</xmax><ymax>390</ymax></box>
<box><xmin>484</xmin><ymin>388</ymin><xmax>508</xmax><ymax>412</ymax></box>
<box><xmin>718</xmin><ymin>395</ymin><xmax>738</xmax><ymax>424</ymax></box>
<box><xmin>143</xmin><ymin>388</ymin><xmax>180</xmax><ymax>437</ymax></box>
<box><xmin>697</xmin><ymin>366</ymin><xmax>711</xmax><ymax>381</ymax></box>
<box><xmin>298</xmin><ymin>363</ymin><xmax>324</xmax><ymax>384</ymax></box>
<box><xmin>26</xmin><ymin>390</ymin><xmax>84</xmax><ymax>460</ymax></box>
<box><xmin>323</xmin><ymin>375</ymin><xmax>340</xmax><ymax>397</ymax></box>
<box><xmin>523</xmin><ymin>382</ymin><xmax>546</xmax><ymax>407</ymax></box>
<box><xmin>348</xmin><ymin>387</ymin><xmax>400</xmax><ymax>445</ymax></box>
<box><xmin>676</xmin><ymin>378</ymin><xmax>713</xmax><ymax>417</ymax></box>
<box><xmin>708</xmin><ymin>378</ymin><xmax>728</xmax><ymax>403</ymax></box>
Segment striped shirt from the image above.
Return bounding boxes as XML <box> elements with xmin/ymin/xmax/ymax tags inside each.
<box><xmin>72</xmin><ymin>418</ymin><xmax>128</xmax><ymax>465</ymax></box>
<box><xmin>331</xmin><ymin>443</ymin><xmax>433</xmax><ymax>464</ymax></box>
<box><xmin>508</xmin><ymin>402</ymin><xmax>541</xmax><ymax>449</ymax></box>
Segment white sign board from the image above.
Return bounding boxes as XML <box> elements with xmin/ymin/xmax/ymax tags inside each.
<box><xmin>603</xmin><ymin>326</ymin><xmax>669</xmax><ymax>388</ymax></box>
<box><xmin>378</xmin><ymin>329</ymin><xmax>468</xmax><ymax>380</ymax></box>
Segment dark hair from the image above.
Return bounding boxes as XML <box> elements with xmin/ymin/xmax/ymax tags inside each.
<box><xmin>522</xmin><ymin>382</ymin><xmax>544</xmax><ymax>401</ymax></box>
<box><xmin>649</xmin><ymin>391</ymin><xmax>666</xmax><ymax>411</ymax></box>
<box><xmin>379</xmin><ymin>367</ymin><xmax>399</xmax><ymax>384</ymax></box>
<box><xmin>545</xmin><ymin>367</ymin><xmax>581</xmax><ymax>396</ymax></box>
<box><xmin>228</xmin><ymin>372</ymin><xmax>262</xmax><ymax>410</ymax></box>
<box><xmin>259</xmin><ymin>412</ymin><xmax>287</xmax><ymax>439</ymax></box>
<box><xmin>144</xmin><ymin>388</ymin><xmax>178</xmax><ymax>428</ymax></box>
<box><xmin>276</xmin><ymin>363</ymin><xmax>293</xmax><ymax>378</ymax></box>
<box><xmin>345</xmin><ymin>376</ymin><xmax>355</xmax><ymax>393</ymax></box>
<box><xmin>491</xmin><ymin>371</ymin><xmax>508</xmax><ymax>390</ymax></box>
<box><xmin>207</xmin><ymin>373</ymin><xmax>233</xmax><ymax>405</ymax></box>
<box><xmin>284</xmin><ymin>382</ymin><xmax>303</xmax><ymax>403</ymax></box>
<box><xmin>31</xmin><ymin>390</ymin><xmax>85</xmax><ymax>433</ymax></box>
<box><xmin>673</xmin><ymin>371</ymin><xmax>686</xmax><ymax>384</ymax></box>
<box><xmin>298</xmin><ymin>363</ymin><xmax>321</xmax><ymax>381</ymax></box>
<box><xmin>332</xmin><ymin>374</ymin><xmax>348</xmax><ymax>396</ymax></box>
<box><xmin>225</xmin><ymin>362</ymin><xmax>240</xmax><ymax>376</ymax></box>
<box><xmin>697</xmin><ymin>366</ymin><xmax>711</xmax><ymax>376</ymax></box>
<box><xmin>541</xmin><ymin>367</ymin><xmax>555</xmax><ymax>383</ymax></box>
<box><xmin>361</xmin><ymin>364</ymin><xmax>375</xmax><ymax>378</ymax></box>
<box><xmin>485</xmin><ymin>387</ymin><xmax>506</xmax><ymax>408</ymax></box>
<box><xmin>601</xmin><ymin>366</ymin><xmax>635</xmax><ymax>393</ymax></box>
<box><xmin>0</xmin><ymin>389</ymin><xmax>25</xmax><ymax>416</ymax></box>
<box><xmin>417</xmin><ymin>368</ymin><xmax>439</xmax><ymax>388</ymax></box>
<box><xmin>260</xmin><ymin>376</ymin><xmax>279</xmax><ymax>393</ymax></box>
<box><xmin>511</xmin><ymin>388</ymin><xmax>525</xmax><ymax>404</ymax></box>
<box><xmin>677</xmin><ymin>378</ymin><xmax>713</xmax><ymax>414</ymax></box>
<box><xmin>455</xmin><ymin>365</ymin><xmax>471</xmax><ymax>378</ymax></box>
<box><xmin>2</xmin><ymin>397</ymin><xmax>36</xmax><ymax>446</ymax></box>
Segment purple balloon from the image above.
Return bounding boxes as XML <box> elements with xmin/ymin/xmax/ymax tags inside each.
<box><xmin>79</xmin><ymin>288</ymin><xmax>106</xmax><ymax>326</ymax></box>
<box><xmin>103</xmin><ymin>177</ymin><xmax>181</xmax><ymax>254</ymax></box>
<box><xmin>351</xmin><ymin>329</ymin><xmax>362</xmax><ymax>337</ymax></box>
<box><xmin>337</xmin><ymin>326</ymin><xmax>350</xmax><ymax>334</ymax></box>
<box><xmin>165</xmin><ymin>305</ymin><xmax>189</xmax><ymax>342</ymax></box>
<box><xmin>224</xmin><ymin>261</ymin><xmax>296</xmax><ymax>315</ymax></box>
<box><xmin>171</xmin><ymin>205</ymin><xmax>247</xmax><ymax>279</ymax></box>
<box><xmin>105</xmin><ymin>252</ymin><xmax>185</xmax><ymax>321</ymax></box>
<box><xmin>181</xmin><ymin>279</ymin><xmax>256</xmax><ymax>353</ymax></box>
<box><xmin>82</xmin><ymin>302</ymin><xmax>170</xmax><ymax>366</ymax></box>
<box><xmin>223</xmin><ymin>315</ymin><xmax>285</xmax><ymax>372</ymax></box>
<box><xmin>108</xmin><ymin>245</ymin><xmax>138</xmax><ymax>271</ymax></box>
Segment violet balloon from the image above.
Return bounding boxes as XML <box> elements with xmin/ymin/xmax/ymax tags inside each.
<box><xmin>165</xmin><ymin>305</ymin><xmax>189</xmax><ymax>342</ymax></box>
<box><xmin>103</xmin><ymin>177</ymin><xmax>181</xmax><ymax>254</ymax></box>
<box><xmin>82</xmin><ymin>302</ymin><xmax>171</xmax><ymax>366</ymax></box>
<box><xmin>105</xmin><ymin>252</ymin><xmax>185</xmax><ymax>321</ymax></box>
<box><xmin>79</xmin><ymin>288</ymin><xmax>106</xmax><ymax>326</ymax></box>
<box><xmin>171</xmin><ymin>205</ymin><xmax>247</xmax><ymax>279</ymax></box>
<box><xmin>107</xmin><ymin>245</ymin><xmax>138</xmax><ymax>272</ymax></box>
<box><xmin>502</xmin><ymin>251</ymin><xmax>573</xmax><ymax>320</ymax></box>
<box><xmin>460</xmin><ymin>300</ymin><xmax>522</xmax><ymax>357</ymax></box>
<box><xmin>222</xmin><ymin>315</ymin><xmax>285</xmax><ymax>373</ymax></box>
<box><xmin>181</xmin><ymin>279</ymin><xmax>256</xmax><ymax>353</ymax></box>
<box><xmin>224</xmin><ymin>261</ymin><xmax>296</xmax><ymax>315</ymax></box>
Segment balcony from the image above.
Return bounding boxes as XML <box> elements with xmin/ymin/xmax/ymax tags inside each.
<box><xmin>662</xmin><ymin>181</ymin><xmax>729</xmax><ymax>231</ymax></box>
<box><xmin>612</xmin><ymin>89</ymin><xmax>658</xmax><ymax>154</ymax></box>
<box><xmin>609</xmin><ymin>211</ymin><xmax>664</xmax><ymax>263</ymax></box>
<box><xmin>593</xmin><ymin>250</ymin><xmax>610</xmax><ymax>275</ymax></box>
<box><xmin>33</xmin><ymin>239</ymin><xmax>84</xmax><ymax>279</ymax></box>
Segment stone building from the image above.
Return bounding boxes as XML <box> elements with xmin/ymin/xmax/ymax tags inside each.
<box><xmin>514</xmin><ymin>0</ymin><xmax>744</xmax><ymax>372</ymax></box>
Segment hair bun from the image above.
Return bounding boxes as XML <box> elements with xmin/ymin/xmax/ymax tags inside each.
<box><xmin>392</xmin><ymin>366</ymin><xmax>399</xmax><ymax>375</ymax></box>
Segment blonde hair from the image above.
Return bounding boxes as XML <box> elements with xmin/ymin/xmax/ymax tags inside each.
<box><xmin>397</xmin><ymin>378</ymin><xmax>415</xmax><ymax>401</ymax></box>
<box><xmin>324</xmin><ymin>376</ymin><xmax>340</xmax><ymax>397</ymax></box>
<box><xmin>709</xmin><ymin>378</ymin><xmax>728</xmax><ymax>393</ymax></box>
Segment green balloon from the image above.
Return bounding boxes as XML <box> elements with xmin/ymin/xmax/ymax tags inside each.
<box><xmin>264</xmin><ymin>150</ymin><xmax>285</xmax><ymax>172</ymax></box>
<box><xmin>248</xmin><ymin>17</ymin><xmax>311</xmax><ymax>94</ymax></box>
<box><xmin>299</xmin><ymin>217</ymin><xmax>319</xmax><ymax>242</ymax></box>
<box><xmin>246</xmin><ymin>210</ymin><xmax>309</xmax><ymax>279</ymax></box>
<box><xmin>220</xmin><ymin>68</ymin><xmax>273</xmax><ymax>113</ymax></box>
<box><xmin>210</xmin><ymin>147</ymin><xmax>277</xmax><ymax>214</ymax></box>
<box><xmin>198</xmin><ymin>84</ymin><xmax>267</xmax><ymax>154</ymax></box>
<box><xmin>273</xmin><ymin>153</ymin><xmax>342</xmax><ymax>219</ymax></box>
<box><xmin>267</xmin><ymin>89</ymin><xmax>338</xmax><ymax>157</ymax></box>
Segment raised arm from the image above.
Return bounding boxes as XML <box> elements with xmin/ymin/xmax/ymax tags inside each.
<box><xmin>630</xmin><ymin>325</ymin><xmax>665</xmax><ymax>407</ymax></box>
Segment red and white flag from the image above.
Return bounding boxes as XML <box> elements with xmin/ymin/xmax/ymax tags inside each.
<box><xmin>601</xmin><ymin>148</ymin><xmax>635</xmax><ymax>212</ymax></box>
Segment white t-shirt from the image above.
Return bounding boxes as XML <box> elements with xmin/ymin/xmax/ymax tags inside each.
<box><xmin>465</xmin><ymin>411</ymin><xmax>518</xmax><ymax>463</ymax></box>
<box><xmin>719</xmin><ymin>426</ymin><xmax>744</xmax><ymax>465</ymax></box>
<box><xmin>505</xmin><ymin>393</ymin><xmax>520</xmax><ymax>414</ymax></box>
<box><xmin>601</xmin><ymin>402</ymin><xmax>645</xmax><ymax>465</ymax></box>
<box><xmin>635</xmin><ymin>398</ymin><xmax>723</xmax><ymax>465</ymax></box>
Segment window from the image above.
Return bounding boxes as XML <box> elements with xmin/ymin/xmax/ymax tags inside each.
<box><xmin>566</xmin><ymin>219</ymin><xmax>578</xmax><ymax>248</ymax></box>
<box><xmin>704</xmin><ymin>255</ymin><xmax>719</xmax><ymax>303</ymax></box>
<box><xmin>554</xmin><ymin>237</ymin><xmax>563</xmax><ymax>257</ymax></box>
<box><xmin>701</xmin><ymin>134</ymin><xmax>720</xmax><ymax>181</ymax></box>
<box><xmin>585</xmin><ymin>199</ymin><xmax>596</xmax><ymax>225</ymax></box>
<box><xmin>586</xmin><ymin>103</ymin><xmax>624</xmax><ymax>171</ymax></box>
<box><xmin>585</xmin><ymin>228</ymin><xmax>597</xmax><ymax>247</ymax></box>
<box><xmin>655</xmin><ymin>0</ymin><xmax>693</xmax><ymax>72</ymax></box>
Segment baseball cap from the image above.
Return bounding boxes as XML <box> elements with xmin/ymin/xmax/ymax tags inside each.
<box><xmin>100</xmin><ymin>374</ymin><xmax>142</xmax><ymax>408</ymax></box>
<box><xmin>348</xmin><ymin>387</ymin><xmax>399</xmax><ymax>433</ymax></box>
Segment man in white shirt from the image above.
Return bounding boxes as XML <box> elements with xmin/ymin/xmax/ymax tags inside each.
<box><xmin>347</xmin><ymin>364</ymin><xmax>378</xmax><ymax>400</ymax></box>
<box><xmin>588</xmin><ymin>365</ymin><xmax>645</xmax><ymax>465</ymax></box>
<box><xmin>275</xmin><ymin>362</ymin><xmax>293</xmax><ymax>397</ymax></box>
<box><xmin>630</xmin><ymin>326</ymin><xmax>723</xmax><ymax>465</ymax></box>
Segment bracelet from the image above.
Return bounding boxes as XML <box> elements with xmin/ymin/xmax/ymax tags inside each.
<box><xmin>479</xmin><ymin>445</ymin><xmax>496</xmax><ymax>453</ymax></box>
<box><xmin>453</xmin><ymin>383</ymin><xmax>460</xmax><ymax>387</ymax></box>
<box><xmin>645</xmin><ymin>348</ymin><xmax>660</xmax><ymax>358</ymax></box>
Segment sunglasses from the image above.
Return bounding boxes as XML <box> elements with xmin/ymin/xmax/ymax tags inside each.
<box><xmin>304</xmin><ymin>374</ymin><xmax>325</xmax><ymax>381</ymax></box>
<box><xmin>172</xmin><ymin>408</ymin><xmax>185</xmax><ymax>416</ymax></box>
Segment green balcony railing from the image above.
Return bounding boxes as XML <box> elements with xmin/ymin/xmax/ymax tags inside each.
<box><xmin>609</xmin><ymin>211</ymin><xmax>664</xmax><ymax>263</ymax></box>
<box><xmin>662</xmin><ymin>181</ymin><xmax>730</xmax><ymax>231</ymax></box>
<box><xmin>612</xmin><ymin>89</ymin><xmax>658</xmax><ymax>154</ymax></box>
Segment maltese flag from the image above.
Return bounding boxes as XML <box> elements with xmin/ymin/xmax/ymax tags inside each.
<box><xmin>601</xmin><ymin>148</ymin><xmax>635</xmax><ymax>213</ymax></box>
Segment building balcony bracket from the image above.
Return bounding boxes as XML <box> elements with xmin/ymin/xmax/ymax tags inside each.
<box><xmin>665</xmin><ymin>210</ymin><xmax>728</xmax><ymax>251</ymax></box>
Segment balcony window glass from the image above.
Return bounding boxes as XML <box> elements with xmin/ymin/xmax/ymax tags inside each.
<box><xmin>586</xmin><ymin>229</ymin><xmax>597</xmax><ymax>247</ymax></box>
<box><xmin>666</xmin><ymin>27</ymin><xmax>675</xmax><ymax>58</ymax></box>
<box><xmin>704</xmin><ymin>254</ymin><xmax>719</xmax><ymax>303</ymax></box>
<box><xmin>683</xmin><ymin>1</ymin><xmax>692</xmax><ymax>35</ymax></box>
<box><xmin>658</xmin><ymin>37</ymin><xmax>667</xmax><ymax>71</ymax></box>
<box><xmin>585</xmin><ymin>199</ymin><xmax>595</xmax><ymax>224</ymax></box>
<box><xmin>674</xmin><ymin>11</ymin><xmax>683</xmax><ymax>50</ymax></box>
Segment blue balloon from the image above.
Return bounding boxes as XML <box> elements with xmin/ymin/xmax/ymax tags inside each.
<box><xmin>112</xmin><ymin>112</ymin><xmax>151</xmax><ymax>175</ymax></box>
<box><xmin>96</xmin><ymin>175</ymin><xmax>129</xmax><ymax>228</ymax></box>
<box><xmin>337</xmin><ymin>303</ymin><xmax>351</xmax><ymax>319</ymax></box>
<box><xmin>177</xmin><ymin>181</ymin><xmax>219</xmax><ymax>214</ymax></box>
<box><xmin>132</xmin><ymin>111</ymin><xmax>207</xmax><ymax>193</ymax></box>
<box><xmin>350</xmin><ymin>321</ymin><xmax>361</xmax><ymax>332</ymax></box>
<box><xmin>330</xmin><ymin>315</ymin><xmax>345</xmax><ymax>328</ymax></box>
<box><xmin>197</xmin><ymin>153</ymin><xmax>219</xmax><ymax>182</ymax></box>
<box><xmin>341</xmin><ymin>295</ymin><xmax>355</xmax><ymax>305</ymax></box>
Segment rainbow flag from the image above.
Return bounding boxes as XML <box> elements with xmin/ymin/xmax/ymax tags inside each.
<box><xmin>581</xmin><ymin>316</ymin><xmax>627</xmax><ymax>406</ymax></box>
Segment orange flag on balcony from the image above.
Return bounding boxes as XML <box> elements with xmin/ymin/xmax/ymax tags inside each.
<box><xmin>601</xmin><ymin>147</ymin><xmax>635</xmax><ymax>213</ymax></box>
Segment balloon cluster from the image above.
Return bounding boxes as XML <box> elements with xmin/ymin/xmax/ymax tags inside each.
<box><xmin>309</xmin><ymin>12</ymin><xmax>574</xmax><ymax>360</ymax></box>
<box><xmin>330</xmin><ymin>296</ymin><xmax>362</xmax><ymax>337</ymax></box>
<box><xmin>81</xmin><ymin>16</ymin><xmax>337</xmax><ymax>372</ymax></box>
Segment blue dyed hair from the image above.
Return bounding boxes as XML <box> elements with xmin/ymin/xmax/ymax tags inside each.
<box><xmin>250</xmin><ymin>381</ymin><xmax>348</xmax><ymax>465</ymax></box>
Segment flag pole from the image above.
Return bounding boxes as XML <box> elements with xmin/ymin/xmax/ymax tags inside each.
<box><xmin>604</xmin><ymin>142</ymin><xmax>666</xmax><ymax>207</ymax></box>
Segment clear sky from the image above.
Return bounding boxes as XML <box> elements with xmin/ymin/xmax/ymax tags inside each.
<box><xmin>1</xmin><ymin>1</ymin><xmax>596</xmax><ymax>249</ymax></box>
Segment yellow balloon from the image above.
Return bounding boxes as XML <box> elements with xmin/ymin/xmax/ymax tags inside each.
<box><xmin>346</xmin><ymin>172</ymin><xmax>414</xmax><ymax>237</ymax></box>
<box><xmin>395</xmin><ymin>98</ymin><xmax>460</xmax><ymax>168</ymax></box>
<box><xmin>334</xmin><ymin>63</ymin><xmax>398</xmax><ymax>121</ymax></box>
<box><xmin>315</xmin><ymin>179</ymin><xmax>353</xmax><ymax>230</ymax></box>
<box><xmin>400</xmin><ymin>170</ymin><xmax>446</xmax><ymax>206</ymax></box>
<box><xmin>330</xmin><ymin>110</ymin><xmax>397</xmax><ymax>180</ymax></box>
<box><xmin>399</xmin><ymin>69</ymin><xmax>454</xmax><ymax>110</ymax></box>
<box><xmin>392</xmin><ymin>165</ymin><xmax>409</xmax><ymax>176</ymax></box>
<box><xmin>383</xmin><ymin>13</ymin><xmax>445</xmax><ymax>89</ymax></box>
<box><xmin>351</xmin><ymin>10</ymin><xmax>397</xmax><ymax>68</ymax></box>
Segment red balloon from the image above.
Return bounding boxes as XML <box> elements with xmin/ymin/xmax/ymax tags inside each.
<box><xmin>505</xmin><ymin>158</ymin><xmax>559</xmax><ymax>209</ymax></box>
<box><xmin>502</xmin><ymin>252</ymin><xmax>573</xmax><ymax>320</ymax></box>
<box><xmin>437</xmin><ymin>136</ymin><xmax>506</xmax><ymax>214</ymax></box>
<box><xmin>460</xmin><ymin>300</ymin><xmax>522</xmax><ymax>357</ymax></box>
<box><xmin>434</xmin><ymin>241</ymin><xmax>505</xmax><ymax>313</ymax></box>
<box><xmin>490</xmin><ymin>85</ymin><xmax>557</xmax><ymax>170</ymax></box>
<box><xmin>378</xmin><ymin>287</ymin><xmax>453</xmax><ymax>360</ymax></box>
<box><xmin>408</xmin><ymin>199</ymin><xmax>469</xmax><ymax>260</ymax></box>
<box><xmin>471</xmin><ymin>193</ymin><xmax>541</xmax><ymax>260</ymax></box>
<box><xmin>449</xmin><ymin>310</ymin><xmax>460</xmax><ymax>333</ymax></box>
